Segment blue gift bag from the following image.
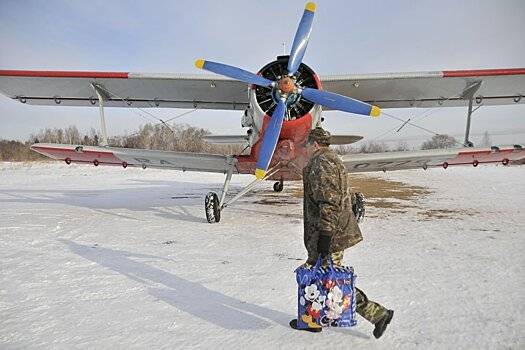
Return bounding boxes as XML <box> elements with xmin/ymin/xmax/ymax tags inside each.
<box><xmin>295</xmin><ymin>257</ymin><xmax>357</xmax><ymax>329</ymax></box>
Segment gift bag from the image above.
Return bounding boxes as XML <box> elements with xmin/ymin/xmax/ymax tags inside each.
<box><xmin>295</xmin><ymin>257</ymin><xmax>357</xmax><ymax>328</ymax></box>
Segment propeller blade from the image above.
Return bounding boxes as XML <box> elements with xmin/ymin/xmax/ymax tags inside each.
<box><xmin>287</xmin><ymin>2</ymin><xmax>316</xmax><ymax>76</ymax></box>
<box><xmin>255</xmin><ymin>99</ymin><xmax>287</xmax><ymax>179</ymax></box>
<box><xmin>302</xmin><ymin>88</ymin><xmax>381</xmax><ymax>117</ymax></box>
<box><xmin>195</xmin><ymin>59</ymin><xmax>274</xmax><ymax>88</ymax></box>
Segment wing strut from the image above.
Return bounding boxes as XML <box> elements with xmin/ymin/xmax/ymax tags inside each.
<box><xmin>91</xmin><ymin>83</ymin><xmax>110</xmax><ymax>147</ymax></box>
<box><xmin>461</xmin><ymin>81</ymin><xmax>483</xmax><ymax>147</ymax></box>
<box><xmin>222</xmin><ymin>163</ymin><xmax>282</xmax><ymax>209</ymax></box>
<box><xmin>204</xmin><ymin>162</ymin><xmax>283</xmax><ymax>223</ymax></box>
<box><xmin>219</xmin><ymin>157</ymin><xmax>236</xmax><ymax>208</ymax></box>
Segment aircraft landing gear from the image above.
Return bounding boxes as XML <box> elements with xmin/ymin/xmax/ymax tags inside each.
<box><xmin>205</xmin><ymin>192</ymin><xmax>221</xmax><ymax>223</ymax></box>
<box><xmin>203</xmin><ymin>162</ymin><xmax>283</xmax><ymax>223</ymax></box>
<box><xmin>273</xmin><ymin>178</ymin><xmax>284</xmax><ymax>192</ymax></box>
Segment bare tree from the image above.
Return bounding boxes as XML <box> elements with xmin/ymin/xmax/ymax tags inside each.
<box><xmin>394</xmin><ymin>140</ymin><xmax>410</xmax><ymax>151</ymax></box>
<box><xmin>0</xmin><ymin>139</ymin><xmax>45</xmax><ymax>161</ymax></box>
<box><xmin>2</xmin><ymin>122</ymin><xmax>250</xmax><ymax>161</ymax></box>
<box><xmin>64</xmin><ymin>126</ymin><xmax>81</xmax><ymax>144</ymax></box>
<box><xmin>358</xmin><ymin>141</ymin><xmax>389</xmax><ymax>153</ymax></box>
<box><xmin>421</xmin><ymin>134</ymin><xmax>458</xmax><ymax>150</ymax></box>
<box><xmin>333</xmin><ymin>144</ymin><xmax>357</xmax><ymax>155</ymax></box>
<box><xmin>480</xmin><ymin>131</ymin><xmax>492</xmax><ymax>147</ymax></box>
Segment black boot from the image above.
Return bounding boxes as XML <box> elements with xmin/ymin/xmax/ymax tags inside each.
<box><xmin>289</xmin><ymin>319</ymin><xmax>322</xmax><ymax>333</ymax></box>
<box><xmin>373</xmin><ymin>310</ymin><xmax>394</xmax><ymax>339</ymax></box>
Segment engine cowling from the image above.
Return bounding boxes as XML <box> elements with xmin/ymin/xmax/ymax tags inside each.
<box><xmin>254</xmin><ymin>55</ymin><xmax>320</xmax><ymax>120</ymax></box>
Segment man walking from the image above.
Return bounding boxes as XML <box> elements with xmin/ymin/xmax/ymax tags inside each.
<box><xmin>290</xmin><ymin>127</ymin><xmax>394</xmax><ymax>338</ymax></box>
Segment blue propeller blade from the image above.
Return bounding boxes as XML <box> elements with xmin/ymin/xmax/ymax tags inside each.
<box><xmin>287</xmin><ymin>2</ymin><xmax>316</xmax><ymax>76</ymax></box>
<box><xmin>255</xmin><ymin>99</ymin><xmax>287</xmax><ymax>179</ymax></box>
<box><xmin>195</xmin><ymin>59</ymin><xmax>274</xmax><ymax>88</ymax></box>
<box><xmin>302</xmin><ymin>88</ymin><xmax>381</xmax><ymax>117</ymax></box>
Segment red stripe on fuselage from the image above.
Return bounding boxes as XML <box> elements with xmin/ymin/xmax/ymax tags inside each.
<box><xmin>0</xmin><ymin>70</ymin><xmax>129</xmax><ymax>78</ymax></box>
<box><xmin>443</xmin><ymin>68</ymin><xmax>525</xmax><ymax>77</ymax></box>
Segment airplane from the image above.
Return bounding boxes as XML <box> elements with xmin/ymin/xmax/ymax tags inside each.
<box><xmin>0</xmin><ymin>2</ymin><xmax>524</xmax><ymax>223</ymax></box>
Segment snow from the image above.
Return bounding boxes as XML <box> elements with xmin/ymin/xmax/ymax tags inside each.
<box><xmin>0</xmin><ymin>162</ymin><xmax>524</xmax><ymax>349</ymax></box>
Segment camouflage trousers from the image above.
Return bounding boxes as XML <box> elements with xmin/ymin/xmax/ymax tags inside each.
<box><xmin>320</xmin><ymin>251</ymin><xmax>389</xmax><ymax>325</ymax></box>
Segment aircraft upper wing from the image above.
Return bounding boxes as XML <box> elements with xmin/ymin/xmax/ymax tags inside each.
<box><xmin>0</xmin><ymin>71</ymin><xmax>249</xmax><ymax>110</ymax></box>
<box><xmin>31</xmin><ymin>143</ymin><xmax>237</xmax><ymax>173</ymax></box>
<box><xmin>342</xmin><ymin>146</ymin><xmax>524</xmax><ymax>173</ymax></box>
<box><xmin>0</xmin><ymin>68</ymin><xmax>523</xmax><ymax>110</ymax></box>
<box><xmin>322</xmin><ymin>69</ymin><xmax>525</xmax><ymax>108</ymax></box>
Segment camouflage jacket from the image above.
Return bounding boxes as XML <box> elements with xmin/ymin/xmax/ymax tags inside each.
<box><xmin>303</xmin><ymin>147</ymin><xmax>363</xmax><ymax>264</ymax></box>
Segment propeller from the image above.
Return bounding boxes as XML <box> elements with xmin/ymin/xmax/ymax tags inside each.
<box><xmin>255</xmin><ymin>99</ymin><xmax>286</xmax><ymax>179</ymax></box>
<box><xmin>302</xmin><ymin>88</ymin><xmax>381</xmax><ymax>117</ymax></box>
<box><xmin>287</xmin><ymin>2</ymin><xmax>316</xmax><ymax>76</ymax></box>
<box><xmin>195</xmin><ymin>2</ymin><xmax>381</xmax><ymax>179</ymax></box>
<box><xmin>194</xmin><ymin>59</ymin><xmax>274</xmax><ymax>88</ymax></box>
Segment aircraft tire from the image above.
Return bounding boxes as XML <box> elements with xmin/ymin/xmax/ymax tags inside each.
<box><xmin>205</xmin><ymin>192</ymin><xmax>221</xmax><ymax>223</ymax></box>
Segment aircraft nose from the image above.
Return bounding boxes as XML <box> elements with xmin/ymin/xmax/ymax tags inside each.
<box><xmin>278</xmin><ymin>77</ymin><xmax>295</xmax><ymax>94</ymax></box>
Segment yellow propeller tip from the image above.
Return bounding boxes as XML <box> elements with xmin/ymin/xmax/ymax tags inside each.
<box><xmin>370</xmin><ymin>105</ymin><xmax>381</xmax><ymax>118</ymax></box>
<box><xmin>255</xmin><ymin>169</ymin><xmax>266</xmax><ymax>180</ymax></box>
<box><xmin>305</xmin><ymin>2</ymin><xmax>316</xmax><ymax>12</ymax></box>
<box><xmin>195</xmin><ymin>59</ymin><xmax>205</xmax><ymax>69</ymax></box>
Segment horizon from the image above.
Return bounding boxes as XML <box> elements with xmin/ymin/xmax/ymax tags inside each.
<box><xmin>1</xmin><ymin>0</ymin><xmax>524</xmax><ymax>147</ymax></box>
<box><xmin>3</xmin><ymin>122</ymin><xmax>520</xmax><ymax>152</ymax></box>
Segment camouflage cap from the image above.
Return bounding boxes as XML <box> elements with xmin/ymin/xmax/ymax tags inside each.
<box><xmin>307</xmin><ymin>127</ymin><xmax>331</xmax><ymax>146</ymax></box>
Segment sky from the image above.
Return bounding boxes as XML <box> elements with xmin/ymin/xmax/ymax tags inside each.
<box><xmin>1</xmin><ymin>0</ymin><xmax>524</xmax><ymax>148</ymax></box>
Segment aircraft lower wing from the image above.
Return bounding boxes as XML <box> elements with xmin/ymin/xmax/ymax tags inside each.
<box><xmin>0</xmin><ymin>68</ymin><xmax>523</xmax><ymax>109</ymax></box>
<box><xmin>31</xmin><ymin>143</ymin><xmax>236</xmax><ymax>173</ymax></box>
<box><xmin>202</xmin><ymin>134</ymin><xmax>363</xmax><ymax>145</ymax></box>
<box><xmin>330</xmin><ymin>135</ymin><xmax>363</xmax><ymax>145</ymax></box>
<box><xmin>342</xmin><ymin>145</ymin><xmax>524</xmax><ymax>173</ymax></box>
<box><xmin>202</xmin><ymin>135</ymin><xmax>249</xmax><ymax>144</ymax></box>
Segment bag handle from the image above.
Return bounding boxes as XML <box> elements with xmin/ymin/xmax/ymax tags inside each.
<box><xmin>314</xmin><ymin>255</ymin><xmax>335</xmax><ymax>274</ymax></box>
<box><xmin>297</xmin><ymin>255</ymin><xmax>336</xmax><ymax>285</ymax></box>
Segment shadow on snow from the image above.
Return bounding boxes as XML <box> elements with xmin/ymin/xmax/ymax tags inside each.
<box><xmin>61</xmin><ymin>239</ymin><xmax>292</xmax><ymax>330</ymax></box>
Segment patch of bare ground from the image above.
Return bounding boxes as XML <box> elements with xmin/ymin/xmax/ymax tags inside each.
<box><xmin>254</xmin><ymin>173</ymin><xmax>480</xmax><ymax>220</ymax></box>
<box><xmin>418</xmin><ymin>208</ymin><xmax>479</xmax><ymax>220</ymax></box>
<box><xmin>345</xmin><ymin>175</ymin><xmax>479</xmax><ymax>219</ymax></box>
<box><xmin>244</xmin><ymin>187</ymin><xmax>301</xmax><ymax>207</ymax></box>
<box><xmin>291</xmin><ymin>173</ymin><xmax>431</xmax><ymax>211</ymax></box>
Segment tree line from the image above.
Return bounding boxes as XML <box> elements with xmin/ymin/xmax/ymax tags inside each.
<box><xmin>1</xmin><ymin>123</ymin><xmax>494</xmax><ymax>161</ymax></box>
<box><xmin>334</xmin><ymin>131</ymin><xmax>497</xmax><ymax>155</ymax></box>
<box><xmin>0</xmin><ymin>124</ymin><xmax>243</xmax><ymax>161</ymax></box>
<box><xmin>334</xmin><ymin>134</ymin><xmax>461</xmax><ymax>155</ymax></box>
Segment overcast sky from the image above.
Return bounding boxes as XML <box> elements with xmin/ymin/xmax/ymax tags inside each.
<box><xmin>1</xmin><ymin>0</ymin><xmax>524</xmax><ymax>147</ymax></box>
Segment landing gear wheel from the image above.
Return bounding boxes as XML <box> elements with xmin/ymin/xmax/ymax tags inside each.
<box><xmin>205</xmin><ymin>192</ymin><xmax>221</xmax><ymax>223</ymax></box>
<box><xmin>273</xmin><ymin>181</ymin><xmax>284</xmax><ymax>192</ymax></box>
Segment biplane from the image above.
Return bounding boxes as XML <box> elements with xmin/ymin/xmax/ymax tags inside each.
<box><xmin>0</xmin><ymin>2</ymin><xmax>523</xmax><ymax>223</ymax></box>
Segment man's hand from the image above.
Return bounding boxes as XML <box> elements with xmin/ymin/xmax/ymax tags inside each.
<box><xmin>317</xmin><ymin>234</ymin><xmax>331</xmax><ymax>257</ymax></box>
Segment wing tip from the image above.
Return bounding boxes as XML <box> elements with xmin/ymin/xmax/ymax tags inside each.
<box><xmin>370</xmin><ymin>105</ymin><xmax>381</xmax><ymax>118</ymax></box>
<box><xmin>255</xmin><ymin>168</ymin><xmax>266</xmax><ymax>180</ymax></box>
<box><xmin>195</xmin><ymin>59</ymin><xmax>205</xmax><ymax>69</ymax></box>
<box><xmin>305</xmin><ymin>2</ymin><xmax>316</xmax><ymax>12</ymax></box>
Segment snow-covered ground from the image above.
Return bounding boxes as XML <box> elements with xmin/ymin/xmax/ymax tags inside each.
<box><xmin>0</xmin><ymin>162</ymin><xmax>523</xmax><ymax>349</ymax></box>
